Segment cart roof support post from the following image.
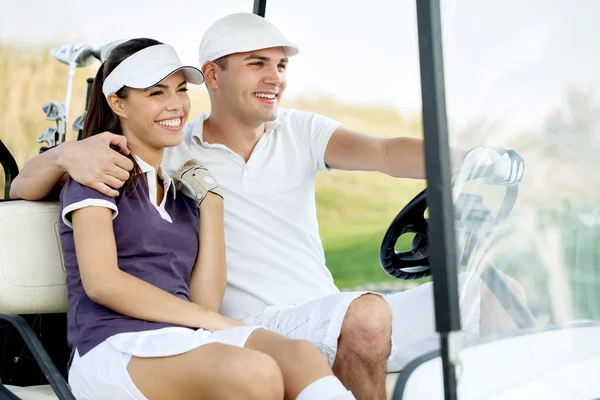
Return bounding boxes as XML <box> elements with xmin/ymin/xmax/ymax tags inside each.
<box><xmin>416</xmin><ymin>0</ymin><xmax>461</xmax><ymax>399</ymax></box>
<box><xmin>253</xmin><ymin>0</ymin><xmax>267</xmax><ymax>17</ymax></box>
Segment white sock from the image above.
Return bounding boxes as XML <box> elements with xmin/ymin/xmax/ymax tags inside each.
<box><xmin>332</xmin><ymin>390</ymin><xmax>357</xmax><ymax>400</ymax></box>
<box><xmin>295</xmin><ymin>376</ymin><xmax>355</xmax><ymax>400</ymax></box>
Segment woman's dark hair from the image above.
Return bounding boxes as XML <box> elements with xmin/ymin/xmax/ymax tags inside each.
<box><xmin>83</xmin><ymin>38</ymin><xmax>163</xmax><ymax>196</ymax></box>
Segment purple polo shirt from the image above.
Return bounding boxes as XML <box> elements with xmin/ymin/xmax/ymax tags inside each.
<box><xmin>59</xmin><ymin>174</ymin><xmax>199</xmax><ymax>367</ymax></box>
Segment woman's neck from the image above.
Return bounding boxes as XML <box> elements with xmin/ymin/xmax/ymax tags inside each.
<box><xmin>129</xmin><ymin>145</ymin><xmax>166</xmax><ymax>206</ymax></box>
<box><xmin>125</xmin><ymin>139</ymin><xmax>164</xmax><ymax>174</ymax></box>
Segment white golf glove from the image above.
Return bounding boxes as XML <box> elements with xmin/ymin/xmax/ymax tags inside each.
<box><xmin>459</xmin><ymin>146</ymin><xmax>525</xmax><ymax>186</ymax></box>
<box><xmin>172</xmin><ymin>159</ymin><xmax>222</xmax><ymax>206</ymax></box>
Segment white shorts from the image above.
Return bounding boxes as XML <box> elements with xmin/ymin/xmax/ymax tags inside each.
<box><xmin>243</xmin><ymin>290</ymin><xmax>383</xmax><ymax>368</ymax></box>
<box><xmin>68</xmin><ymin>325</ymin><xmax>261</xmax><ymax>400</ymax></box>
<box><xmin>243</xmin><ymin>274</ymin><xmax>482</xmax><ymax>372</ymax></box>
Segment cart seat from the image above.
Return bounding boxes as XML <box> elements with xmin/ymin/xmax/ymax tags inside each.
<box><xmin>0</xmin><ymin>200</ymin><xmax>67</xmax><ymax>315</ymax></box>
<box><xmin>4</xmin><ymin>385</ymin><xmax>58</xmax><ymax>400</ymax></box>
<box><xmin>0</xmin><ymin>200</ymin><xmax>70</xmax><ymax>399</ymax></box>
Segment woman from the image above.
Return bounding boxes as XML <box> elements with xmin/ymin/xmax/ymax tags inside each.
<box><xmin>60</xmin><ymin>38</ymin><xmax>355</xmax><ymax>400</ymax></box>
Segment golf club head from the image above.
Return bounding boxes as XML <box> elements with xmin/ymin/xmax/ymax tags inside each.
<box><xmin>50</xmin><ymin>44</ymin><xmax>95</xmax><ymax>68</ymax></box>
<box><xmin>72</xmin><ymin>112</ymin><xmax>87</xmax><ymax>131</ymax></box>
<box><xmin>91</xmin><ymin>39</ymin><xmax>127</xmax><ymax>63</ymax></box>
<box><xmin>37</xmin><ymin>127</ymin><xmax>57</xmax><ymax>147</ymax></box>
<box><xmin>42</xmin><ymin>102</ymin><xmax>66</xmax><ymax>121</ymax></box>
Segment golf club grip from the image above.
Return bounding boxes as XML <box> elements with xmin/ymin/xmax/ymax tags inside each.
<box><xmin>78</xmin><ymin>78</ymin><xmax>94</xmax><ymax>141</ymax></box>
<box><xmin>84</xmin><ymin>78</ymin><xmax>94</xmax><ymax>110</ymax></box>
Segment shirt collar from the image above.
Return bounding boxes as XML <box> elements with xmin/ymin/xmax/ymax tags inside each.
<box><xmin>133</xmin><ymin>155</ymin><xmax>177</xmax><ymax>198</ymax></box>
<box><xmin>191</xmin><ymin>111</ymin><xmax>283</xmax><ymax>147</ymax></box>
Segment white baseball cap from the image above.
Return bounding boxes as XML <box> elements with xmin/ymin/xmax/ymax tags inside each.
<box><xmin>198</xmin><ymin>13</ymin><xmax>300</xmax><ymax>66</ymax></box>
<box><xmin>102</xmin><ymin>44</ymin><xmax>205</xmax><ymax>98</ymax></box>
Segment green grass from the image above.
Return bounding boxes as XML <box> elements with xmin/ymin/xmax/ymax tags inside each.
<box><xmin>313</xmin><ymin>169</ymin><xmax>425</xmax><ymax>288</ymax></box>
<box><xmin>325</xmin><ymin>229</ymin><xmax>402</xmax><ymax>288</ymax></box>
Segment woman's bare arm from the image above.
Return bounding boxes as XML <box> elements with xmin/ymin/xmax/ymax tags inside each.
<box><xmin>188</xmin><ymin>194</ymin><xmax>227</xmax><ymax>312</ymax></box>
<box><xmin>72</xmin><ymin>205</ymin><xmax>244</xmax><ymax>331</ymax></box>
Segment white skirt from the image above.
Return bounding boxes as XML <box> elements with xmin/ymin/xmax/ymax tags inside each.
<box><xmin>68</xmin><ymin>325</ymin><xmax>262</xmax><ymax>400</ymax></box>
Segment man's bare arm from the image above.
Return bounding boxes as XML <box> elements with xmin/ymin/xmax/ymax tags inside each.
<box><xmin>10</xmin><ymin>133</ymin><xmax>133</xmax><ymax>200</ymax></box>
<box><xmin>9</xmin><ymin>145</ymin><xmax>69</xmax><ymax>200</ymax></box>
<box><xmin>323</xmin><ymin>126</ymin><xmax>467</xmax><ymax>179</ymax></box>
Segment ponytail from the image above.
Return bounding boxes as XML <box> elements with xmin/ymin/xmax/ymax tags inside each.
<box><xmin>82</xmin><ymin>63</ymin><xmax>122</xmax><ymax>139</ymax></box>
<box><xmin>81</xmin><ymin>40</ymin><xmax>167</xmax><ymax>196</ymax></box>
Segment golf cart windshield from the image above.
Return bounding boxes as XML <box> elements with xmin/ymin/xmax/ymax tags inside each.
<box><xmin>448</xmin><ymin>0</ymin><xmax>600</xmax><ymax>338</ymax></box>
<box><xmin>394</xmin><ymin>1</ymin><xmax>600</xmax><ymax>399</ymax></box>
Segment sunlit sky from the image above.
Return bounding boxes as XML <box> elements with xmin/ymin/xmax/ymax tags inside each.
<box><xmin>3</xmin><ymin>0</ymin><xmax>600</xmax><ymax>131</ymax></box>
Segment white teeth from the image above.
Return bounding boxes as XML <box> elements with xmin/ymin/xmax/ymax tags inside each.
<box><xmin>157</xmin><ymin>118</ymin><xmax>181</xmax><ymax>127</ymax></box>
<box><xmin>255</xmin><ymin>93</ymin><xmax>276</xmax><ymax>99</ymax></box>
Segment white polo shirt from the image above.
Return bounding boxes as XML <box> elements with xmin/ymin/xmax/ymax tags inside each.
<box><xmin>162</xmin><ymin>108</ymin><xmax>342</xmax><ymax>321</ymax></box>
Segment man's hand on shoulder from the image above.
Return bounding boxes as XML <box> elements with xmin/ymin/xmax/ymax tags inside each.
<box><xmin>58</xmin><ymin>132</ymin><xmax>134</xmax><ymax>197</ymax></box>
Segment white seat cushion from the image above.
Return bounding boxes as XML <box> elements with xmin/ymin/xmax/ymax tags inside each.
<box><xmin>0</xmin><ymin>200</ymin><xmax>67</xmax><ymax>314</ymax></box>
<box><xmin>5</xmin><ymin>385</ymin><xmax>58</xmax><ymax>400</ymax></box>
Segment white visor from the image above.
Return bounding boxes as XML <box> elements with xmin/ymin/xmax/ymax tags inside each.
<box><xmin>102</xmin><ymin>44</ymin><xmax>204</xmax><ymax>98</ymax></box>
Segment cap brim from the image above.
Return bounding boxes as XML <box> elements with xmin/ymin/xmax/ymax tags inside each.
<box><xmin>283</xmin><ymin>44</ymin><xmax>299</xmax><ymax>57</ymax></box>
<box><xmin>201</xmin><ymin>42</ymin><xmax>300</xmax><ymax>66</ymax></box>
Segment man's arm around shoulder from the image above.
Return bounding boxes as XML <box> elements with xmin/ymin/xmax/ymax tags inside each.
<box><xmin>9</xmin><ymin>132</ymin><xmax>134</xmax><ymax>201</ymax></box>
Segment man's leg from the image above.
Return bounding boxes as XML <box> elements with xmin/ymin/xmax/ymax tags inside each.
<box><xmin>385</xmin><ymin>282</ymin><xmax>440</xmax><ymax>372</ymax></box>
<box><xmin>384</xmin><ymin>272</ymin><xmax>529</xmax><ymax>372</ymax></box>
<box><xmin>243</xmin><ymin>291</ymin><xmax>393</xmax><ymax>400</ymax></box>
<box><xmin>479</xmin><ymin>272</ymin><xmax>528</xmax><ymax>332</ymax></box>
<box><xmin>332</xmin><ymin>294</ymin><xmax>392</xmax><ymax>400</ymax></box>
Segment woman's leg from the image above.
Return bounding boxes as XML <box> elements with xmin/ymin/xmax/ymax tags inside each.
<box><xmin>127</xmin><ymin>342</ymin><xmax>284</xmax><ymax>400</ymax></box>
<box><xmin>244</xmin><ymin>329</ymin><xmax>350</xmax><ymax>400</ymax></box>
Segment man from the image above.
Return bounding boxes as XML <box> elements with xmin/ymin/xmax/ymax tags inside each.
<box><xmin>11</xmin><ymin>13</ymin><xmax>524</xmax><ymax>399</ymax></box>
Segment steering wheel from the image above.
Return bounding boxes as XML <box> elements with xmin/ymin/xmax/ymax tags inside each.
<box><xmin>379</xmin><ymin>189</ymin><xmax>431</xmax><ymax>280</ymax></box>
<box><xmin>379</xmin><ymin>151</ymin><xmax>521</xmax><ymax>280</ymax></box>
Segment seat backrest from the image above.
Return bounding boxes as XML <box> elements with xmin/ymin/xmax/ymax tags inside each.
<box><xmin>0</xmin><ymin>200</ymin><xmax>67</xmax><ymax>314</ymax></box>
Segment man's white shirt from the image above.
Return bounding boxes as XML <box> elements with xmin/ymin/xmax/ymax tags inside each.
<box><xmin>162</xmin><ymin>108</ymin><xmax>343</xmax><ymax>321</ymax></box>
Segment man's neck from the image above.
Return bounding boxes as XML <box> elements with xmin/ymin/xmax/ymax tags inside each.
<box><xmin>203</xmin><ymin>109</ymin><xmax>268</xmax><ymax>162</ymax></box>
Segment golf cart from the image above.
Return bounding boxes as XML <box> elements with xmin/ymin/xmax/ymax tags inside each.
<box><xmin>2</xmin><ymin>0</ymin><xmax>600</xmax><ymax>399</ymax></box>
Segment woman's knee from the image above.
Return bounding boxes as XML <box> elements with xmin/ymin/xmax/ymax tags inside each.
<box><xmin>281</xmin><ymin>339</ymin><xmax>326</xmax><ymax>364</ymax></box>
<box><xmin>182</xmin><ymin>344</ymin><xmax>284</xmax><ymax>400</ymax></box>
<box><xmin>127</xmin><ymin>344</ymin><xmax>283</xmax><ymax>400</ymax></box>
<box><xmin>233</xmin><ymin>351</ymin><xmax>284</xmax><ymax>400</ymax></box>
